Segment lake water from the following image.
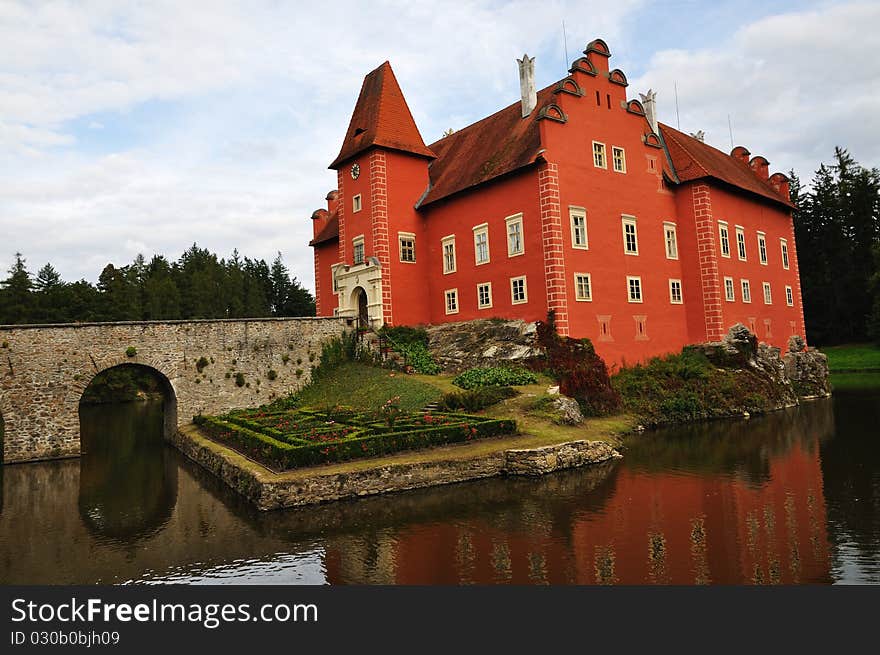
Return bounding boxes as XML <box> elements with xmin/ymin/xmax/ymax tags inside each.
<box><xmin>1</xmin><ymin>386</ymin><xmax>877</xmax><ymax>584</ymax></box>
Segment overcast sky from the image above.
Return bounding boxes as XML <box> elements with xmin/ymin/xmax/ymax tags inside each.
<box><xmin>1</xmin><ymin>0</ymin><xmax>878</xmax><ymax>291</ymax></box>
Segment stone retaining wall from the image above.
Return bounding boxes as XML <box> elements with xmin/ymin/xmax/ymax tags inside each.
<box><xmin>173</xmin><ymin>425</ymin><xmax>621</xmax><ymax>510</ymax></box>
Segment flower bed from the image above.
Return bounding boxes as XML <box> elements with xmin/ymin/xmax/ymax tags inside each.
<box><xmin>196</xmin><ymin>407</ymin><xmax>517</xmax><ymax>470</ymax></box>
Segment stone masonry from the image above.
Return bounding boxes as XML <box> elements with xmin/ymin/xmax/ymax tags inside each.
<box><xmin>0</xmin><ymin>317</ymin><xmax>346</xmax><ymax>463</ymax></box>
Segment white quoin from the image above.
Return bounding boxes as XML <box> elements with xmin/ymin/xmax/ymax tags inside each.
<box><xmin>640</xmin><ymin>89</ymin><xmax>658</xmax><ymax>133</ymax></box>
<box><xmin>517</xmin><ymin>54</ymin><xmax>537</xmax><ymax>118</ymax></box>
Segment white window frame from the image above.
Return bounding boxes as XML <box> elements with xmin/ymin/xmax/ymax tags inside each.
<box><xmin>741</xmin><ymin>279</ymin><xmax>752</xmax><ymax>303</ymax></box>
<box><xmin>763</xmin><ymin>281</ymin><xmax>772</xmax><ymax>305</ymax></box>
<box><xmin>612</xmin><ymin>146</ymin><xmax>626</xmax><ymax>173</ymax></box>
<box><xmin>622</xmin><ymin>215</ymin><xmax>639</xmax><ymax>255</ymax></box>
<box><xmin>477</xmin><ymin>282</ymin><xmax>493</xmax><ymax>309</ymax></box>
<box><xmin>444</xmin><ymin>288</ymin><xmax>459</xmax><ymax>315</ymax></box>
<box><xmin>627</xmin><ymin>275</ymin><xmax>643</xmax><ymax>303</ymax></box>
<box><xmin>352</xmin><ymin>194</ymin><xmax>362</xmax><ymax>213</ymax></box>
<box><xmin>473</xmin><ymin>223</ymin><xmax>490</xmax><ymax>265</ymax></box>
<box><xmin>570</xmin><ymin>207</ymin><xmax>588</xmax><ymax>250</ymax></box>
<box><xmin>398</xmin><ymin>231</ymin><xmax>416</xmax><ymax>263</ymax></box>
<box><xmin>719</xmin><ymin>221</ymin><xmax>731</xmax><ymax>258</ymax></box>
<box><xmin>505</xmin><ymin>213</ymin><xmax>525</xmax><ymax>257</ymax></box>
<box><xmin>664</xmin><ymin>221</ymin><xmax>678</xmax><ymax>260</ymax></box>
<box><xmin>736</xmin><ymin>226</ymin><xmax>747</xmax><ymax>261</ymax></box>
<box><xmin>441</xmin><ymin>235</ymin><xmax>456</xmax><ymax>274</ymax></box>
<box><xmin>757</xmin><ymin>231</ymin><xmax>768</xmax><ymax>265</ymax></box>
<box><xmin>331</xmin><ymin>263</ymin><xmax>342</xmax><ymax>293</ymax></box>
<box><xmin>780</xmin><ymin>238</ymin><xmax>790</xmax><ymax>270</ymax></box>
<box><xmin>352</xmin><ymin>235</ymin><xmax>365</xmax><ymax>265</ymax></box>
<box><xmin>510</xmin><ymin>276</ymin><xmax>528</xmax><ymax>305</ymax></box>
<box><xmin>785</xmin><ymin>285</ymin><xmax>794</xmax><ymax>306</ymax></box>
<box><xmin>669</xmin><ymin>279</ymin><xmax>683</xmax><ymax>304</ymax></box>
<box><xmin>592</xmin><ymin>141</ymin><xmax>607</xmax><ymax>169</ymax></box>
<box><xmin>724</xmin><ymin>276</ymin><xmax>735</xmax><ymax>302</ymax></box>
<box><xmin>574</xmin><ymin>273</ymin><xmax>592</xmax><ymax>302</ymax></box>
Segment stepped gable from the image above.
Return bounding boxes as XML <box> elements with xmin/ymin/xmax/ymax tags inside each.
<box><xmin>329</xmin><ymin>61</ymin><xmax>435</xmax><ymax>169</ymax></box>
<box><xmin>660</xmin><ymin>123</ymin><xmax>794</xmax><ymax>208</ymax></box>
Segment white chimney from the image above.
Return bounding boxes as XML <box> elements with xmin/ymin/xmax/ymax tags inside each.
<box><xmin>639</xmin><ymin>89</ymin><xmax>658</xmax><ymax>133</ymax></box>
<box><xmin>518</xmin><ymin>54</ymin><xmax>537</xmax><ymax>118</ymax></box>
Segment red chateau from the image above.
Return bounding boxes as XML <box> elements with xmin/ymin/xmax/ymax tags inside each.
<box><xmin>310</xmin><ymin>38</ymin><xmax>805</xmax><ymax>365</ymax></box>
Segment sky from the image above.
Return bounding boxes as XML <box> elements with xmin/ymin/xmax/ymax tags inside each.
<box><xmin>1</xmin><ymin>0</ymin><xmax>878</xmax><ymax>292</ymax></box>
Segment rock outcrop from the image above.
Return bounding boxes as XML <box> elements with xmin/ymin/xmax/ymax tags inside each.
<box><xmin>783</xmin><ymin>335</ymin><xmax>832</xmax><ymax>398</ymax></box>
<box><xmin>426</xmin><ymin>319</ymin><xmax>540</xmax><ymax>373</ymax></box>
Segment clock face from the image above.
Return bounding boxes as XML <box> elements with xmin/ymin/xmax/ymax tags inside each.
<box><xmin>351</xmin><ymin>163</ymin><xmax>360</xmax><ymax>180</ymax></box>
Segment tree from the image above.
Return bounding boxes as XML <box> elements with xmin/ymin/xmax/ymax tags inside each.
<box><xmin>0</xmin><ymin>253</ymin><xmax>34</xmax><ymax>323</ymax></box>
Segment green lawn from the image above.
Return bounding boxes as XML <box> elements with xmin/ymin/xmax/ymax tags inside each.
<box><xmin>822</xmin><ymin>343</ymin><xmax>880</xmax><ymax>372</ymax></box>
<box><xmin>297</xmin><ymin>362</ymin><xmax>442</xmax><ymax>412</ymax></box>
<box><xmin>830</xmin><ymin>372</ymin><xmax>880</xmax><ymax>391</ymax></box>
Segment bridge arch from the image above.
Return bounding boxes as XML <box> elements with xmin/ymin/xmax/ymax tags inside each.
<box><xmin>76</xmin><ymin>361</ymin><xmax>178</xmax><ymax>440</ymax></box>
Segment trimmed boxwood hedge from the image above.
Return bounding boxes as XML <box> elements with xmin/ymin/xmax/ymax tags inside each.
<box><xmin>197</xmin><ymin>412</ymin><xmax>516</xmax><ymax>470</ymax></box>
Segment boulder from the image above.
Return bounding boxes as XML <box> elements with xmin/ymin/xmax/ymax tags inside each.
<box><xmin>783</xmin><ymin>346</ymin><xmax>831</xmax><ymax>398</ymax></box>
<box><xmin>551</xmin><ymin>395</ymin><xmax>584</xmax><ymax>425</ymax></box>
<box><xmin>426</xmin><ymin>319</ymin><xmax>540</xmax><ymax>373</ymax></box>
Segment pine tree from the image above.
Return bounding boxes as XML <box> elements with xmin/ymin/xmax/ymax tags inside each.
<box><xmin>0</xmin><ymin>253</ymin><xmax>34</xmax><ymax>323</ymax></box>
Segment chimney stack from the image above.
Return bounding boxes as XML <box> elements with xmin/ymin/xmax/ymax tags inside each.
<box><xmin>639</xmin><ymin>89</ymin><xmax>658</xmax><ymax>133</ymax></box>
<box><xmin>518</xmin><ymin>54</ymin><xmax>537</xmax><ymax>118</ymax></box>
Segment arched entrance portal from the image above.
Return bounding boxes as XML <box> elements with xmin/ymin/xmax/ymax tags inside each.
<box><xmin>77</xmin><ymin>364</ymin><xmax>178</xmax><ymax>542</ymax></box>
<box><xmin>355</xmin><ymin>286</ymin><xmax>369</xmax><ymax>328</ymax></box>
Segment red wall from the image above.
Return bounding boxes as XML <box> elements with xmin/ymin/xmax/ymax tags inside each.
<box><xmin>313</xmin><ymin>241</ymin><xmax>338</xmax><ymax>317</ymax></box>
<box><xmin>420</xmin><ymin>171</ymin><xmax>545</xmax><ymax>325</ymax></box>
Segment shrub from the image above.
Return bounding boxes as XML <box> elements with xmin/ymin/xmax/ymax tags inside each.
<box><xmin>437</xmin><ymin>386</ymin><xmax>518</xmax><ymax>412</ymax></box>
<box><xmin>536</xmin><ymin>311</ymin><xmax>620</xmax><ymax>416</ymax></box>
<box><xmin>281</xmin><ymin>354</ymin><xmax>290</xmax><ymax>365</ymax></box>
<box><xmin>267</xmin><ymin>369</ymin><xmax>278</xmax><ymax>381</ymax></box>
<box><xmin>452</xmin><ymin>366</ymin><xmax>537</xmax><ymax>389</ymax></box>
<box><xmin>234</xmin><ymin>372</ymin><xmax>246</xmax><ymax>387</ymax></box>
<box><xmin>125</xmin><ymin>346</ymin><xmax>137</xmax><ymax>358</ymax></box>
<box><xmin>380</xmin><ymin>325</ymin><xmax>441</xmax><ymax>374</ymax></box>
<box><xmin>196</xmin><ymin>356</ymin><xmax>209</xmax><ymax>373</ymax></box>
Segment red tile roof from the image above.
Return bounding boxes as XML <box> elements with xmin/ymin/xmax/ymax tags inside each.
<box><xmin>329</xmin><ymin>62</ymin><xmax>435</xmax><ymax>169</ymax></box>
<box><xmin>659</xmin><ymin>123</ymin><xmax>793</xmax><ymax>208</ymax></box>
<box><xmin>309</xmin><ymin>210</ymin><xmax>339</xmax><ymax>246</ymax></box>
<box><xmin>418</xmin><ymin>86</ymin><xmax>551</xmax><ymax>206</ymax></box>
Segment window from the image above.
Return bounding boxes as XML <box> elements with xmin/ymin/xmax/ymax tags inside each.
<box><xmin>331</xmin><ymin>264</ymin><xmax>341</xmax><ymax>293</ymax></box>
<box><xmin>724</xmin><ymin>276</ymin><xmax>735</xmax><ymax>302</ymax></box>
<box><xmin>477</xmin><ymin>282</ymin><xmax>492</xmax><ymax>309</ymax></box>
<box><xmin>444</xmin><ymin>289</ymin><xmax>459</xmax><ymax>315</ymax></box>
<box><xmin>442</xmin><ymin>235</ymin><xmax>456</xmax><ymax>274</ymax></box>
<box><xmin>664</xmin><ymin>222</ymin><xmax>678</xmax><ymax>259</ymax></box>
<box><xmin>627</xmin><ymin>276</ymin><xmax>643</xmax><ymax>303</ymax></box>
<box><xmin>622</xmin><ymin>216</ymin><xmax>638</xmax><ymax>255</ymax></box>
<box><xmin>758</xmin><ymin>232</ymin><xmax>768</xmax><ymax>265</ymax></box>
<box><xmin>506</xmin><ymin>214</ymin><xmax>524</xmax><ymax>257</ymax></box>
<box><xmin>736</xmin><ymin>226</ymin><xmax>747</xmax><ymax>261</ymax></box>
<box><xmin>612</xmin><ymin>146</ymin><xmax>626</xmax><ymax>173</ymax></box>
<box><xmin>352</xmin><ymin>194</ymin><xmax>362</xmax><ymax>213</ymax></box>
<box><xmin>473</xmin><ymin>224</ymin><xmax>490</xmax><ymax>265</ymax></box>
<box><xmin>748</xmin><ymin>317</ymin><xmax>757</xmax><ymax>334</ymax></box>
<box><xmin>597</xmin><ymin>315</ymin><xmax>612</xmax><ymax>341</ymax></box>
<box><xmin>511</xmin><ymin>276</ymin><xmax>528</xmax><ymax>304</ymax></box>
<box><xmin>719</xmin><ymin>222</ymin><xmax>731</xmax><ymax>258</ymax></box>
<box><xmin>634</xmin><ymin>315</ymin><xmax>648</xmax><ymax>341</ymax></box>
<box><xmin>763</xmin><ymin>282</ymin><xmax>772</xmax><ymax>305</ymax></box>
<box><xmin>592</xmin><ymin>141</ymin><xmax>606</xmax><ymax>169</ymax></box>
<box><xmin>570</xmin><ymin>207</ymin><xmax>588</xmax><ymax>249</ymax></box>
<box><xmin>741</xmin><ymin>279</ymin><xmax>751</xmax><ymax>303</ymax></box>
<box><xmin>764</xmin><ymin>319</ymin><xmax>773</xmax><ymax>339</ymax></box>
<box><xmin>780</xmin><ymin>239</ymin><xmax>790</xmax><ymax>269</ymax></box>
<box><xmin>399</xmin><ymin>232</ymin><xmax>416</xmax><ymax>263</ymax></box>
<box><xmin>785</xmin><ymin>285</ymin><xmax>794</xmax><ymax>306</ymax></box>
<box><xmin>574</xmin><ymin>273</ymin><xmax>592</xmax><ymax>301</ymax></box>
<box><xmin>353</xmin><ymin>236</ymin><xmax>365</xmax><ymax>265</ymax></box>
<box><xmin>669</xmin><ymin>279</ymin><xmax>683</xmax><ymax>304</ymax></box>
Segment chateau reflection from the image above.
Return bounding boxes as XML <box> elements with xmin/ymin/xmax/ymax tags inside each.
<box><xmin>322</xmin><ymin>400</ymin><xmax>835</xmax><ymax>584</ymax></box>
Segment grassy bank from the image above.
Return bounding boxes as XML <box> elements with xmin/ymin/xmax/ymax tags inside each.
<box><xmin>823</xmin><ymin>343</ymin><xmax>880</xmax><ymax>372</ymax></box>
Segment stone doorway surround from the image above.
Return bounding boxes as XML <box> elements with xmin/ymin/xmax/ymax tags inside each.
<box><xmin>333</xmin><ymin>259</ymin><xmax>384</xmax><ymax>330</ymax></box>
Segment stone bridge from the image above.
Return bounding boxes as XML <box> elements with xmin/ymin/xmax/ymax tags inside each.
<box><xmin>0</xmin><ymin>317</ymin><xmax>346</xmax><ymax>463</ymax></box>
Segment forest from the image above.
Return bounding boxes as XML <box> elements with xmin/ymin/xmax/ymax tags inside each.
<box><xmin>0</xmin><ymin>244</ymin><xmax>314</xmax><ymax>325</ymax></box>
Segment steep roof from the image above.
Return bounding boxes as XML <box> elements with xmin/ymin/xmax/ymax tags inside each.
<box><xmin>309</xmin><ymin>211</ymin><xmax>339</xmax><ymax>246</ymax></box>
<box><xmin>418</xmin><ymin>86</ymin><xmax>551</xmax><ymax>206</ymax></box>
<box><xmin>329</xmin><ymin>62</ymin><xmax>435</xmax><ymax>169</ymax></box>
<box><xmin>659</xmin><ymin>123</ymin><xmax>793</xmax><ymax>208</ymax></box>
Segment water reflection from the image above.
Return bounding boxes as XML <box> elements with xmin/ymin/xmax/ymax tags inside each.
<box><xmin>79</xmin><ymin>402</ymin><xmax>177</xmax><ymax>543</ymax></box>
<box><xmin>0</xmin><ymin>388</ymin><xmax>878</xmax><ymax>584</ymax></box>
